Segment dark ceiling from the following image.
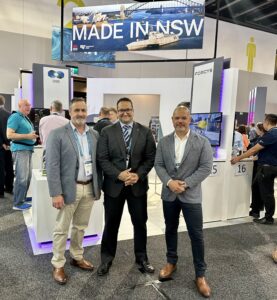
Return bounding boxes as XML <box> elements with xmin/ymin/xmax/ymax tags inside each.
<box><xmin>205</xmin><ymin>0</ymin><xmax>277</xmax><ymax>35</ymax></box>
<box><xmin>134</xmin><ymin>0</ymin><xmax>277</xmax><ymax>35</ymax></box>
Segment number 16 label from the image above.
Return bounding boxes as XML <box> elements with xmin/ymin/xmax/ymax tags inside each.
<box><xmin>234</xmin><ymin>163</ymin><xmax>247</xmax><ymax>176</ymax></box>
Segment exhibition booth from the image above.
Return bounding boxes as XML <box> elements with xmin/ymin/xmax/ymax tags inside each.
<box><xmin>5</xmin><ymin>1</ymin><xmax>275</xmax><ymax>252</ymax></box>
<box><xmin>18</xmin><ymin>63</ymin><xmax>276</xmax><ymax>252</ymax></box>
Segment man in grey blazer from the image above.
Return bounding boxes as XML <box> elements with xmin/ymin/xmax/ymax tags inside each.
<box><xmin>155</xmin><ymin>106</ymin><xmax>213</xmax><ymax>298</ymax></box>
<box><xmin>46</xmin><ymin>98</ymin><xmax>101</xmax><ymax>285</ymax></box>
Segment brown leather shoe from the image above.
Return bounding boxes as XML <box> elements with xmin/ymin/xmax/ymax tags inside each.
<box><xmin>53</xmin><ymin>267</ymin><xmax>67</xmax><ymax>285</ymax></box>
<box><xmin>195</xmin><ymin>277</ymin><xmax>211</xmax><ymax>298</ymax></box>
<box><xmin>70</xmin><ymin>258</ymin><xmax>94</xmax><ymax>271</ymax></box>
<box><xmin>158</xmin><ymin>263</ymin><xmax>177</xmax><ymax>280</ymax></box>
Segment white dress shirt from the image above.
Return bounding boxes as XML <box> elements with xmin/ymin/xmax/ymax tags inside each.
<box><xmin>167</xmin><ymin>130</ymin><xmax>190</xmax><ymax>187</ymax></box>
<box><xmin>174</xmin><ymin>130</ymin><xmax>190</xmax><ymax>168</ymax></box>
<box><xmin>70</xmin><ymin>122</ymin><xmax>92</xmax><ymax>182</ymax></box>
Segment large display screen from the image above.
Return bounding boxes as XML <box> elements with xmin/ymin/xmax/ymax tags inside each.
<box><xmin>190</xmin><ymin>112</ymin><xmax>222</xmax><ymax>146</ymax></box>
<box><xmin>29</xmin><ymin>108</ymin><xmax>70</xmax><ymax>134</ymax></box>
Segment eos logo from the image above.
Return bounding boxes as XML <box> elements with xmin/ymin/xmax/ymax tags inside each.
<box><xmin>48</xmin><ymin>70</ymin><xmax>65</xmax><ymax>79</ymax></box>
<box><xmin>194</xmin><ymin>69</ymin><xmax>213</xmax><ymax>76</ymax></box>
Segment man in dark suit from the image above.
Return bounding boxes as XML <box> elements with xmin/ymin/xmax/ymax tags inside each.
<box><xmin>97</xmin><ymin>97</ymin><xmax>156</xmax><ymax>276</ymax></box>
<box><xmin>93</xmin><ymin>106</ymin><xmax>112</xmax><ymax>134</ymax></box>
<box><xmin>0</xmin><ymin>95</ymin><xmax>14</xmax><ymax>198</ymax></box>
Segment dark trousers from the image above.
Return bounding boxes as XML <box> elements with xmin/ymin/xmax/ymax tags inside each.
<box><xmin>250</xmin><ymin>161</ymin><xmax>264</xmax><ymax>213</ymax></box>
<box><xmin>101</xmin><ymin>186</ymin><xmax>148</xmax><ymax>263</ymax></box>
<box><xmin>163</xmin><ymin>198</ymin><xmax>206</xmax><ymax>278</ymax></box>
<box><xmin>257</xmin><ymin>165</ymin><xmax>277</xmax><ymax>220</ymax></box>
<box><xmin>0</xmin><ymin>148</ymin><xmax>14</xmax><ymax>195</ymax></box>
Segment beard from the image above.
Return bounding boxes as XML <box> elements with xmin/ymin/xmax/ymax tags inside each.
<box><xmin>73</xmin><ymin>117</ymin><xmax>86</xmax><ymax>126</ymax></box>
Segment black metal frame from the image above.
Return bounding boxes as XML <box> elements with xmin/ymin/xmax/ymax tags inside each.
<box><xmin>60</xmin><ymin>0</ymin><xmax>220</xmax><ymax>64</ymax></box>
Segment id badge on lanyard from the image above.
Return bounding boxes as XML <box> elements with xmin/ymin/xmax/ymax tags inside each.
<box><xmin>84</xmin><ymin>157</ymin><xmax>93</xmax><ymax>177</ymax></box>
<box><xmin>126</xmin><ymin>153</ymin><xmax>130</xmax><ymax>168</ymax></box>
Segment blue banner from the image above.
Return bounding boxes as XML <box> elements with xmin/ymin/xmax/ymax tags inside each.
<box><xmin>72</xmin><ymin>1</ymin><xmax>205</xmax><ymax>52</ymax></box>
<box><xmin>52</xmin><ymin>27</ymin><xmax>115</xmax><ymax>68</ymax></box>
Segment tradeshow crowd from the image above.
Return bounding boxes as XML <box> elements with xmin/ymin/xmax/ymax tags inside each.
<box><xmin>0</xmin><ymin>95</ymin><xmax>277</xmax><ymax>298</ymax></box>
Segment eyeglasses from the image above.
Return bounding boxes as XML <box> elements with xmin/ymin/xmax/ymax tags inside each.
<box><xmin>118</xmin><ymin>108</ymin><xmax>133</xmax><ymax>114</ymax></box>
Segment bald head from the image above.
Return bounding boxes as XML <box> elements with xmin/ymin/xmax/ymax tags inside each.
<box><xmin>18</xmin><ymin>99</ymin><xmax>31</xmax><ymax>116</ymax></box>
<box><xmin>172</xmin><ymin>105</ymin><xmax>191</xmax><ymax>137</ymax></box>
<box><xmin>173</xmin><ymin>105</ymin><xmax>190</xmax><ymax>117</ymax></box>
<box><xmin>0</xmin><ymin>95</ymin><xmax>5</xmax><ymax>106</ymax></box>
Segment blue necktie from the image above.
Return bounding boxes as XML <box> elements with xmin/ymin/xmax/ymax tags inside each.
<box><xmin>123</xmin><ymin>125</ymin><xmax>131</xmax><ymax>146</ymax></box>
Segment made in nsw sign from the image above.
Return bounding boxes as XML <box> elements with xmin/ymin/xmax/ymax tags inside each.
<box><xmin>71</xmin><ymin>0</ymin><xmax>205</xmax><ymax>52</ymax></box>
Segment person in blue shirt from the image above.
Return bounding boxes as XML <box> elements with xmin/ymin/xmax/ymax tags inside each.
<box><xmin>231</xmin><ymin>114</ymin><xmax>277</xmax><ymax>225</ymax></box>
<box><xmin>7</xmin><ymin>99</ymin><xmax>38</xmax><ymax>211</ymax></box>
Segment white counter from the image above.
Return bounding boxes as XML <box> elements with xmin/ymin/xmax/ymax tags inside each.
<box><xmin>31</xmin><ymin>169</ymin><xmax>103</xmax><ymax>243</ymax></box>
<box><xmin>202</xmin><ymin>159</ymin><xmax>253</xmax><ymax>222</ymax></box>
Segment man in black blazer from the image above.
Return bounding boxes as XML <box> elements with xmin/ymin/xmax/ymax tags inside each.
<box><xmin>0</xmin><ymin>95</ymin><xmax>14</xmax><ymax>198</ymax></box>
<box><xmin>97</xmin><ymin>97</ymin><xmax>156</xmax><ymax>275</ymax></box>
<box><xmin>93</xmin><ymin>106</ymin><xmax>112</xmax><ymax>134</ymax></box>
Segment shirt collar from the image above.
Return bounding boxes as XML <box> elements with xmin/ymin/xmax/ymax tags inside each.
<box><xmin>70</xmin><ymin>121</ymin><xmax>89</xmax><ymax>134</ymax></box>
<box><xmin>17</xmin><ymin>110</ymin><xmax>25</xmax><ymax>117</ymax></box>
<box><xmin>174</xmin><ymin>129</ymin><xmax>190</xmax><ymax>141</ymax></box>
<box><xmin>120</xmin><ymin>121</ymin><xmax>133</xmax><ymax>129</ymax></box>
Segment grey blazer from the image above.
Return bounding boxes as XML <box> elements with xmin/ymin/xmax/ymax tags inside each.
<box><xmin>46</xmin><ymin>123</ymin><xmax>101</xmax><ymax>204</ymax></box>
<box><xmin>154</xmin><ymin>131</ymin><xmax>213</xmax><ymax>204</ymax></box>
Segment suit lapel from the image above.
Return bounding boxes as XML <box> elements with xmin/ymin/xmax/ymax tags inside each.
<box><xmin>115</xmin><ymin>122</ymin><xmax>127</xmax><ymax>158</ymax></box>
<box><xmin>87</xmin><ymin>129</ymin><xmax>95</xmax><ymax>162</ymax></box>
<box><xmin>66</xmin><ymin>124</ymin><xmax>79</xmax><ymax>158</ymax></box>
<box><xmin>180</xmin><ymin>131</ymin><xmax>193</xmax><ymax>165</ymax></box>
<box><xmin>168</xmin><ymin>133</ymin><xmax>176</xmax><ymax>166</ymax></box>
<box><xmin>130</xmin><ymin>122</ymin><xmax>139</xmax><ymax>155</ymax></box>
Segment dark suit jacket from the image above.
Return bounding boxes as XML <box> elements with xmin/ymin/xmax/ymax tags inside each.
<box><xmin>97</xmin><ymin>121</ymin><xmax>156</xmax><ymax>198</ymax></box>
<box><xmin>0</xmin><ymin>108</ymin><xmax>11</xmax><ymax>149</ymax></box>
<box><xmin>93</xmin><ymin>118</ymin><xmax>112</xmax><ymax>134</ymax></box>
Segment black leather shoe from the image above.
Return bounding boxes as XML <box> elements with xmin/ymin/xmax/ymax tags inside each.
<box><xmin>249</xmin><ymin>211</ymin><xmax>260</xmax><ymax>219</ymax></box>
<box><xmin>137</xmin><ymin>260</ymin><xmax>155</xmax><ymax>273</ymax></box>
<box><xmin>253</xmin><ymin>217</ymin><xmax>274</xmax><ymax>225</ymax></box>
<box><xmin>97</xmin><ymin>261</ymin><xmax>112</xmax><ymax>276</ymax></box>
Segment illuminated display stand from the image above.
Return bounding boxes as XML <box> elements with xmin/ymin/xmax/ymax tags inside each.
<box><xmin>31</xmin><ymin>169</ymin><xmax>103</xmax><ymax>243</ymax></box>
<box><xmin>192</xmin><ymin>68</ymin><xmax>254</xmax><ymax>222</ymax></box>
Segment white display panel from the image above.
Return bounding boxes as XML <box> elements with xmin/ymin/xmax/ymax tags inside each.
<box><xmin>191</xmin><ymin>62</ymin><xmax>214</xmax><ymax>113</ymax></box>
<box><xmin>43</xmin><ymin>67</ymin><xmax>69</xmax><ymax>109</ymax></box>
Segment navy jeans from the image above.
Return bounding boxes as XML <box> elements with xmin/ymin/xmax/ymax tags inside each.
<box><xmin>257</xmin><ymin>165</ymin><xmax>277</xmax><ymax>220</ymax></box>
<box><xmin>163</xmin><ymin>198</ymin><xmax>206</xmax><ymax>278</ymax></box>
<box><xmin>12</xmin><ymin>150</ymin><xmax>32</xmax><ymax>206</ymax></box>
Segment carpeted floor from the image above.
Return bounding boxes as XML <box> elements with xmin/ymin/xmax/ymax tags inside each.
<box><xmin>0</xmin><ymin>193</ymin><xmax>277</xmax><ymax>300</ymax></box>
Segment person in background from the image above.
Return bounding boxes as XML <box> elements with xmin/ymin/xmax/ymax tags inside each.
<box><xmin>109</xmin><ymin>107</ymin><xmax>118</xmax><ymax>124</ymax></box>
<box><xmin>231</xmin><ymin>114</ymin><xmax>277</xmax><ymax>225</ymax></box>
<box><xmin>39</xmin><ymin>100</ymin><xmax>69</xmax><ymax>150</ymax></box>
<box><xmin>233</xmin><ymin>129</ymin><xmax>244</xmax><ymax>155</ymax></box>
<box><xmin>0</xmin><ymin>95</ymin><xmax>14</xmax><ymax>198</ymax></box>
<box><xmin>93</xmin><ymin>106</ymin><xmax>112</xmax><ymax>134</ymax></box>
<box><xmin>97</xmin><ymin>97</ymin><xmax>156</xmax><ymax>276</ymax></box>
<box><xmin>155</xmin><ymin>105</ymin><xmax>213</xmax><ymax>298</ymax></box>
<box><xmin>249</xmin><ymin>122</ymin><xmax>266</xmax><ymax>218</ymax></box>
<box><xmin>249</xmin><ymin>122</ymin><xmax>257</xmax><ymax>141</ymax></box>
<box><xmin>237</xmin><ymin>125</ymin><xmax>250</xmax><ymax>151</ymax></box>
<box><xmin>177</xmin><ymin>101</ymin><xmax>191</xmax><ymax>109</ymax></box>
<box><xmin>7</xmin><ymin>99</ymin><xmax>38</xmax><ymax>211</ymax></box>
<box><xmin>46</xmin><ymin>98</ymin><xmax>101</xmax><ymax>285</ymax></box>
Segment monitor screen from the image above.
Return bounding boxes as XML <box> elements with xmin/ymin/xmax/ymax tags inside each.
<box><xmin>190</xmin><ymin>112</ymin><xmax>222</xmax><ymax>147</ymax></box>
<box><xmin>29</xmin><ymin>108</ymin><xmax>50</xmax><ymax>133</ymax></box>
